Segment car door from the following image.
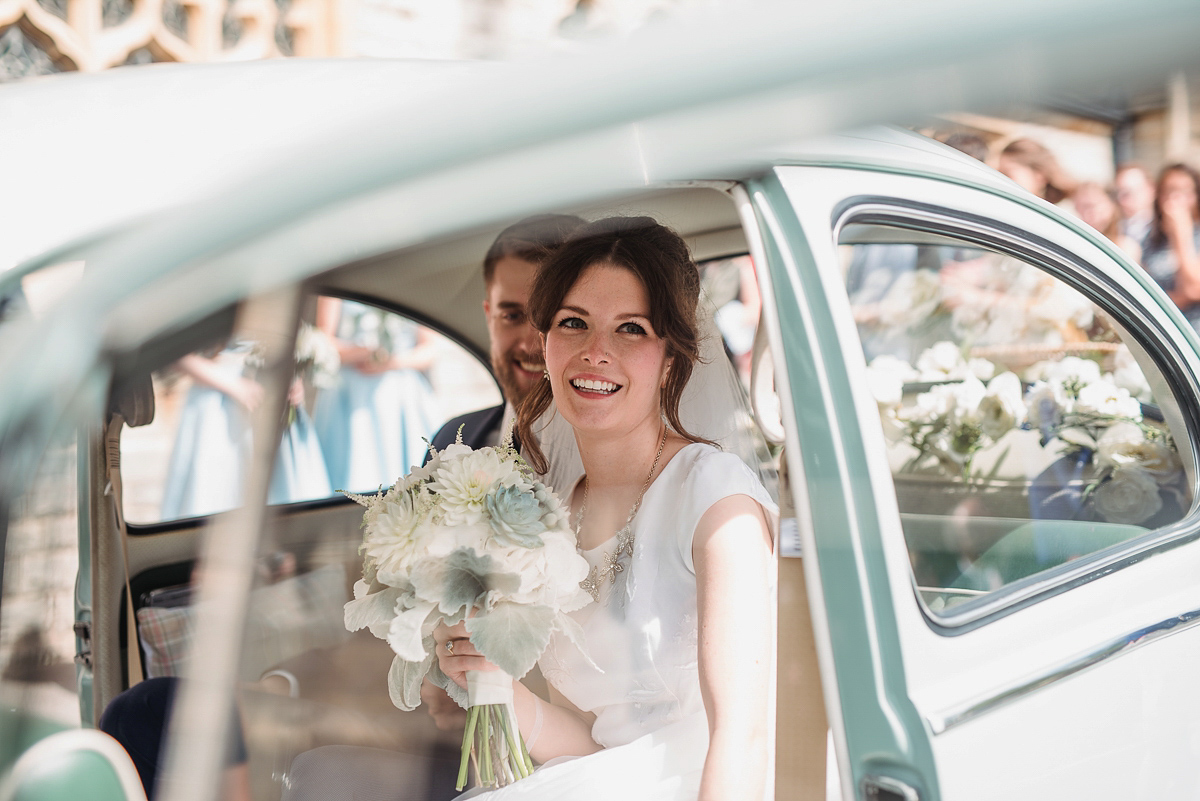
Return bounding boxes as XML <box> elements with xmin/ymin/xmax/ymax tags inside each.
<box><xmin>748</xmin><ymin>154</ymin><xmax>1200</xmax><ymax>800</ymax></box>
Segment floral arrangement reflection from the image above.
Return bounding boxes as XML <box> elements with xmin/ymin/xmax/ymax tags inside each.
<box><xmin>869</xmin><ymin>344</ymin><xmax>1187</xmax><ymax>525</ymax></box>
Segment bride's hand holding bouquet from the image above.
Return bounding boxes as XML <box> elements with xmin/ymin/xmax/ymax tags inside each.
<box><xmin>342</xmin><ymin>432</ymin><xmax>593</xmax><ymax>790</ymax></box>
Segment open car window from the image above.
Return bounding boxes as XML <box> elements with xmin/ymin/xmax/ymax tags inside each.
<box><xmin>121</xmin><ymin>296</ymin><xmax>500</xmax><ymax>525</ymax></box>
<box><xmin>840</xmin><ymin>222</ymin><xmax>1195</xmax><ymax>618</ymax></box>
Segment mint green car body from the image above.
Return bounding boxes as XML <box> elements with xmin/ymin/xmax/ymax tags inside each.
<box><xmin>2</xmin><ymin>1</ymin><xmax>1200</xmax><ymax>799</ymax></box>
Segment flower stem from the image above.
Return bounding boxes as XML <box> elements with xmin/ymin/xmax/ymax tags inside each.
<box><xmin>501</xmin><ymin>707</ymin><xmax>529</xmax><ymax>779</ymax></box>
<box><xmin>481</xmin><ymin>704</ymin><xmax>493</xmax><ymax>785</ymax></box>
<box><xmin>456</xmin><ymin>706</ymin><xmax>480</xmax><ymax>791</ymax></box>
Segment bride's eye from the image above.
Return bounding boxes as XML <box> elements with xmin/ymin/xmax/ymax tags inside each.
<box><xmin>618</xmin><ymin>322</ymin><xmax>647</xmax><ymax>335</ymax></box>
<box><xmin>556</xmin><ymin>316</ymin><xmax>586</xmax><ymax>330</ymax></box>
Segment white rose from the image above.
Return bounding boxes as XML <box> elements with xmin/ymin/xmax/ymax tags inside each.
<box><xmin>978</xmin><ymin>371</ymin><xmax>1026</xmax><ymax>439</ymax></box>
<box><xmin>1043</xmin><ymin>356</ymin><xmax>1103</xmax><ymax>389</ymax></box>
<box><xmin>1093</xmin><ymin>466</ymin><xmax>1163</xmax><ymax>524</ymax></box>
<box><xmin>950</xmin><ymin>375</ymin><xmax>987</xmax><ymax>425</ymax></box>
<box><xmin>1095</xmin><ymin>422</ymin><xmax>1145</xmax><ymax>470</ymax></box>
<box><xmin>868</xmin><ymin>354</ymin><xmax>918</xmax><ymax>382</ymax></box>
<box><xmin>968</xmin><ymin>357</ymin><xmax>996</xmax><ymax>381</ymax></box>
<box><xmin>1097</xmin><ymin>422</ymin><xmax>1181</xmax><ymax>482</ymax></box>
<box><xmin>1076</xmin><ymin>380</ymin><xmax>1143</xmax><ymax>420</ymax></box>
<box><xmin>916</xmin><ymin>341</ymin><xmax>967</xmax><ymax>381</ymax></box>
<box><xmin>1111</xmin><ymin>347</ymin><xmax>1153</xmax><ymax>403</ymax></box>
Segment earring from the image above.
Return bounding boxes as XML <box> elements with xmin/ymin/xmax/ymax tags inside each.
<box><xmin>543</xmin><ymin>369</ymin><xmax>550</xmax><ymax>381</ymax></box>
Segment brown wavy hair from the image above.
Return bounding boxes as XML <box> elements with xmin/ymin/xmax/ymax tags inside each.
<box><xmin>1000</xmin><ymin>138</ymin><xmax>1076</xmax><ymax>205</ymax></box>
<box><xmin>516</xmin><ymin>216</ymin><xmax>711</xmax><ymax>474</ymax></box>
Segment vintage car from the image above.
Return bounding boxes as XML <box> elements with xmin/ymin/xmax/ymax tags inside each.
<box><xmin>3</xmin><ymin>3</ymin><xmax>1200</xmax><ymax>800</ymax></box>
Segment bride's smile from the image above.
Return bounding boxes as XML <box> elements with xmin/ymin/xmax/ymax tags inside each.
<box><xmin>544</xmin><ymin>262</ymin><xmax>671</xmax><ymax>438</ymax></box>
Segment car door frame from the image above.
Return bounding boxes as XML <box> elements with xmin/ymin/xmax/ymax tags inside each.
<box><xmin>753</xmin><ymin>161</ymin><xmax>1200</xmax><ymax>800</ymax></box>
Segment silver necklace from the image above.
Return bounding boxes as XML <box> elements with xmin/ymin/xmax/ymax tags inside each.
<box><xmin>577</xmin><ymin>425</ymin><xmax>668</xmax><ymax>603</ymax></box>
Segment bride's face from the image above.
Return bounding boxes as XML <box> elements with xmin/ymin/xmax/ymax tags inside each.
<box><xmin>543</xmin><ymin>263</ymin><xmax>670</xmax><ymax>438</ymax></box>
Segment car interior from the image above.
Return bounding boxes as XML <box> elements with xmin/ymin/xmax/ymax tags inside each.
<box><xmin>88</xmin><ymin>184</ymin><xmax>831</xmax><ymax>800</ymax></box>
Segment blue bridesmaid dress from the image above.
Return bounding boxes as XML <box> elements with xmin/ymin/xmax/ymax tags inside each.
<box><xmin>313</xmin><ymin>302</ymin><xmax>442</xmax><ymax>493</ymax></box>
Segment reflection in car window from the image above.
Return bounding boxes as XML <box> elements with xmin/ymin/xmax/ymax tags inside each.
<box><xmin>700</xmin><ymin>254</ymin><xmax>760</xmax><ymax>389</ymax></box>
<box><xmin>122</xmin><ymin>298</ymin><xmax>500</xmax><ymax>524</ymax></box>
<box><xmin>841</xmin><ymin>224</ymin><xmax>1194</xmax><ymax>615</ymax></box>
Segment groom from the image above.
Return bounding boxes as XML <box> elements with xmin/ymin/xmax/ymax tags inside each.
<box><xmin>428</xmin><ymin>214</ymin><xmax>585</xmax><ymax>452</ymax></box>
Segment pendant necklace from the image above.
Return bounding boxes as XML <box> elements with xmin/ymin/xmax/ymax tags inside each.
<box><xmin>577</xmin><ymin>425</ymin><xmax>668</xmax><ymax>603</ymax></box>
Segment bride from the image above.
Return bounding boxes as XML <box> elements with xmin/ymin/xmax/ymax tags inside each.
<box><xmin>433</xmin><ymin>217</ymin><xmax>777</xmax><ymax>801</ymax></box>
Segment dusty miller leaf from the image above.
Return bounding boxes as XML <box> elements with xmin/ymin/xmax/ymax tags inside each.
<box><xmin>388</xmin><ymin>651</ymin><xmax>433</xmax><ymax>711</ymax></box>
<box><xmin>465</xmin><ymin>602</ymin><xmax>554</xmax><ymax>680</ymax></box>
<box><xmin>427</xmin><ymin>660</ymin><xmax>469</xmax><ymax>709</ymax></box>
<box><xmin>344</xmin><ymin>586</ymin><xmax>403</xmax><ymax>641</ymax></box>
<box><xmin>412</xmin><ymin>548</ymin><xmax>522</xmax><ymax>618</ymax></box>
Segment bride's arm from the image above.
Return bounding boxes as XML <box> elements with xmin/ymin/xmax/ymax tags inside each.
<box><xmin>433</xmin><ymin>621</ymin><xmax>601</xmax><ymax>764</ymax></box>
<box><xmin>513</xmin><ymin>681</ymin><xmax>601</xmax><ymax>763</ymax></box>
<box><xmin>693</xmin><ymin>494</ymin><xmax>774</xmax><ymax>801</ymax></box>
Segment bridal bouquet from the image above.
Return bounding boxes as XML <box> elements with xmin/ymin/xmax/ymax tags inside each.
<box><xmin>343</xmin><ymin>432</ymin><xmax>592</xmax><ymax>789</ymax></box>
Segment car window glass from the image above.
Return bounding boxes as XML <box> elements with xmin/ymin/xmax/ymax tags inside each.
<box><xmin>0</xmin><ymin>425</ymin><xmax>82</xmax><ymax>740</ymax></box>
<box><xmin>122</xmin><ymin>296</ymin><xmax>500</xmax><ymax>524</ymax></box>
<box><xmin>840</xmin><ymin>223</ymin><xmax>1194</xmax><ymax>616</ymax></box>
<box><xmin>700</xmin><ymin>254</ymin><xmax>760</xmax><ymax>390</ymax></box>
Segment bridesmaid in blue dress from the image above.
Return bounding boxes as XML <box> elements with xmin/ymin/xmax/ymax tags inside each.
<box><xmin>313</xmin><ymin>298</ymin><xmax>442</xmax><ymax>493</ymax></box>
<box><xmin>160</xmin><ymin>343</ymin><xmax>333</xmax><ymax>520</ymax></box>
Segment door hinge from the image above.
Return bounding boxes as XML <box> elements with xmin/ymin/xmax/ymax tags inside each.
<box><xmin>862</xmin><ymin>775</ymin><xmax>920</xmax><ymax>801</ymax></box>
<box><xmin>73</xmin><ymin>620</ymin><xmax>92</xmax><ymax>670</ymax></box>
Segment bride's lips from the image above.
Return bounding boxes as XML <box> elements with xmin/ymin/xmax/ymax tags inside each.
<box><xmin>569</xmin><ymin>374</ymin><xmax>623</xmax><ymax>397</ymax></box>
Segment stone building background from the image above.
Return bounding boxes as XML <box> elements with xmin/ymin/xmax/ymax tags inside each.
<box><xmin>0</xmin><ymin>0</ymin><xmax>687</xmax><ymax>81</ymax></box>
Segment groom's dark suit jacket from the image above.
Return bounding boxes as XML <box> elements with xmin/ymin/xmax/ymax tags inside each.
<box><xmin>426</xmin><ymin>403</ymin><xmax>508</xmax><ymax>460</ymax></box>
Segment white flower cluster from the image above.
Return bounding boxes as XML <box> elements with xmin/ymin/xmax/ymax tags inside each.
<box><xmin>344</xmin><ymin>437</ymin><xmax>591</xmax><ymax>711</ymax></box>
<box><xmin>869</xmin><ymin>344</ymin><xmax>1185</xmax><ymax>525</ymax></box>
<box><xmin>869</xmin><ymin>346</ymin><xmax>1023</xmax><ymax>472</ymax></box>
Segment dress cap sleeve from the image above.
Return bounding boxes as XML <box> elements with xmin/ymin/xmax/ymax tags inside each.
<box><xmin>676</xmin><ymin>446</ymin><xmax>778</xmax><ymax>573</ymax></box>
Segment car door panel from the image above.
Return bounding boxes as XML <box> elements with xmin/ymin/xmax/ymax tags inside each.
<box><xmin>770</xmin><ymin>163</ymin><xmax>1200</xmax><ymax>799</ymax></box>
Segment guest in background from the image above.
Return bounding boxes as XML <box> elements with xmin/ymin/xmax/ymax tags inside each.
<box><xmin>1141</xmin><ymin>163</ymin><xmax>1200</xmax><ymax>332</ymax></box>
<box><xmin>1071</xmin><ymin>182</ymin><xmax>1142</xmax><ymax>262</ymax></box>
<box><xmin>1115</xmin><ymin>164</ymin><xmax>1156</xmax><ymax>248</ymax></box>
<box><xmin>997</xmin><ymin>138</ymin><xmax>1076</xmax><ymax>206</ymax></box>
<box><xmin>941</xmin><ymin>131</ymin><xmax>990</xmax><ymax>163</ymax></box>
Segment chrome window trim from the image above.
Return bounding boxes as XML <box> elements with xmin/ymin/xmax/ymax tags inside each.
<box><xmin>832</xmin><ymin>198</ymin><xmax>1200</xmax><ymax>634</ymax></box>
<box><xmin>926</xmin><ymin>604</ymin><xmax>1200</xmax><ymax>735</ymax></box>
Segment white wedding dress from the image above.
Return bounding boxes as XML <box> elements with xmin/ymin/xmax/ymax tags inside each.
<box><xmin>463</xmin><ymin>442</ymin><xmax>777</xmax><ymax>801</ymax></box>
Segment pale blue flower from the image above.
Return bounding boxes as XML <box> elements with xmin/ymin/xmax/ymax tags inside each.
<box><xmin>486</xmin><ymin>484</ymin><xmax>547</xmax><ymax>548</ymax></box>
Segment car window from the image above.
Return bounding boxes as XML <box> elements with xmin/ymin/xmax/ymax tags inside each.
<box><xmin>840</xmin><ymin>222</ymin><xmax>1194</xmax><ymax>616</ymax></box>
<box><xmin>121</xmin><ymin>296</ymin><xmax>500</xmax><ymax>524</ymax></box>
<box><xmin>700</xmin><ymin>254</ymin><xmax>760</xmax><ymax>390</ymax></box>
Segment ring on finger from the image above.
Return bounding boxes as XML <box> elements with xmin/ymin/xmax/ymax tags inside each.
<box><xmin>445</xmin><ymin>640</ymin><xmax>455</xmax><ymax>656</ymax></box>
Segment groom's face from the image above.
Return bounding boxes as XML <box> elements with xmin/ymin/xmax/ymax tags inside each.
<box><xmin>484</xmin><ymin>255</ymin><xmax>544</xmax><ymax>404</ymax></box>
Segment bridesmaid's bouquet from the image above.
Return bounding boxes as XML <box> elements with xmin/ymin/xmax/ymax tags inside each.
<box><xmin>343</xmin><ymin>431</ymin><xmax>592</xmax><ymax>789</ymax></box>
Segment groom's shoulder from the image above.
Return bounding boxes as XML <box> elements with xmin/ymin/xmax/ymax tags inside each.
<box><xmin>429</xmin><ymin>404</ymin><xmax>505</xmax><ymax>452</ymax></box>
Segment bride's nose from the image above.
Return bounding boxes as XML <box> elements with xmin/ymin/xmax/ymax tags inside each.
<box><xmin>581</xmin><ymin>330</ymin><xmax>611</xmax><ymax>364</ymax></box>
